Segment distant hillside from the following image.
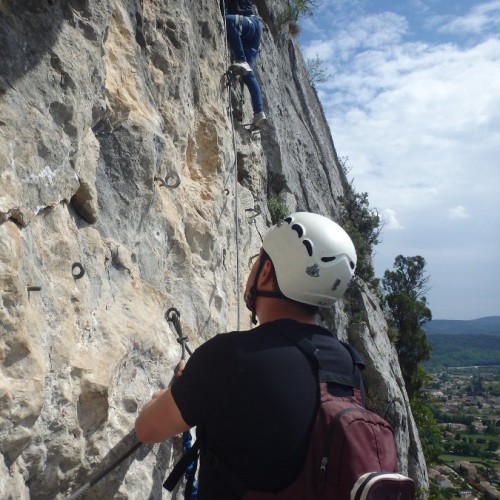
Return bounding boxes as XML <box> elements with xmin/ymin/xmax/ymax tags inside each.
<box><xmin>423</xmin><ymin>316</ymin><xmax>500</xmax><ymax>336</ymax></box>
<box><xmin>425</xmin><ymin>333</ymin><xmax>500</xmax><ymax>369</ymax></box>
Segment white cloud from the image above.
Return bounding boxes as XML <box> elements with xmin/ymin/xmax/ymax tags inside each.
<box><xmin>436</xmin><ymin>0</ymin><xmax>500</xmax><ymax>34</ymax></box>
<box><xmin>383</xmin><ymin>208</ymin><xmax>404</xmax><ymax>230</ymax></box>
<box><xmin>410</xmin><ymin>0</ymin><xmax>430</xmax><ymax>14</ymax></box>
<box><xmin>302</xmin><ymin>39</ymin><xmax>336</xmax><ymax>61</ymax></box>
<box><xmin>448</xmin><ymin>205</ymin><xmax>470</xmax><ymax>220</ymax></box>
<box><xmin>299</xmin><ymin>1</ymin><xmax>500</xmax><ymax>319</ymax></box>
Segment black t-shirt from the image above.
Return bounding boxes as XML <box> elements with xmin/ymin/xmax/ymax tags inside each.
<box><xmin>171</xmin><ymin>319</ymin><xmax>355</xmax><ymax>499</ymax></box>
<box><xmin>224</xmin><ymin>0</ymin><xmax>255</xmax><ymax>16</ymax></box>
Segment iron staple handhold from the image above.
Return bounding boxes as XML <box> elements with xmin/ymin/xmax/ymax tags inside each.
<box><xmin>245</xmin><ymin>206</ymin><xmax>261</xmax><ymax>219</ymax></box>
<box><xmin>72</xmin><ymin>262</ymin><xmax>85</xmax><ymax>279</ymax></box>
<box><xmin>155</xmin><ymin>171</ymin><xmax>181</xmax><ymax>189</ymax></box>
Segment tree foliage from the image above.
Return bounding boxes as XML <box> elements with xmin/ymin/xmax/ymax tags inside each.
<box><xmin>277</xmin><ymin>0</ymin><xmax>321</xmax><ymax>26</ymax></box>
<box><xmin>383</xmin><ymin>255</ymin><xmax>430</xmax><ymax>300</ymax></box>
<box><xmin>424</xmin><ymin>334</ymin><xmax>500</xmax><ymax>370</ymax></box>
<box><xmin>410</xmin><ymin>395</ymin><xmax>444</xmax><ymax>464</ymax></box>
<box><xmin>267</xmin><ymin>194</ymin><xmax>289</xmax><ymax>224</ymax></box>
<box><xmin>287</xmin><ymin>0</ymin><xmax>321</xmax><ymax>18</ymax></box>
<box><xmin>306</xmin><ymin>54</ymin><xmax>331</xmax><ymax>87</ymax></box>
<box><xmin>382</xmin><ymin>255</ymin><xmax>432</xmax><ymax>397</ymax></box>
<box><xmin>338</xmin><ymin>188</ymin><xmax>382</xmax><ymax>284</ymax></box>
<box><xmin>382</xmin><ymin>255</ymin><xmax>439</xmax><ymax>465</ymax></box>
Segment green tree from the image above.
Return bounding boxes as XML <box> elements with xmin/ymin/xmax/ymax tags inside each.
<box><xmin>468</xmin><ymin>373</ymin><xmax>483</xmax><ymax>395</ymax></box>
<box><xmin>287</xmin><ymin>0</ymin><xmax>321</xmax><ymax>19</ymax></box>
<box><xmin>382</xmin><ymin>256</ymin><xmax>439</xmax><ymax>466</ymax></box>
<box><xmin>410</xmin><ymin>395</ymin><xmax>444</xmax><ymax>463</ymax></box>
<box><xmin>382</xmin><ymin>255</ymin><xmax>432</xmax><ymax>398</ymax></box>
<box><xmin>306</xmin><ymin>54</ymin><xmax>331</xmax><ymax>87</ymax></box>
<box><xmin>467</xmin><ymin>423</ymin><xmax>477</xmax><ymax>435</ymax></box>
<box><xmin>337</xmin><ymin>158</ymin><xmax>382</xmax><ymax>283</ymax></box>
<box><xmin>267</xmin><ymin>194</ymin><xmax>289</xmax><ymax>224</ymax></box>
<box><xmin>277</xmin><ymin>0</ymin><xmax>321</xmax><ymax>27</ymax></box>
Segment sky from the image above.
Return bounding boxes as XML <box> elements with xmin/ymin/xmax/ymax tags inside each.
<box><xmin>298</xmin><ymin>0</ymin><xmax>500</xmax><ymax>320</ymax></box>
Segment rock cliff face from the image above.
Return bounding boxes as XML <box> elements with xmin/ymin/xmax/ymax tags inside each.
<box><xmin>0</xmin><ymin>0</ymin><xmax>428</xmax><ymax>498</ymax></box>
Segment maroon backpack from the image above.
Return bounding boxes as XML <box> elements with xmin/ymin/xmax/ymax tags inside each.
<box><xmin>165</xmin><ymin>331</ymin><xmax>415</xmax><ymax>500</ymax></box>
<box><xmin>239</xmin><ymin>331</ymin><xmax>415</xmax><ymax>500</ymax></box>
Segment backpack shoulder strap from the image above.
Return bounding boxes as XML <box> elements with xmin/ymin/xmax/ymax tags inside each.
<box><xmin>276</xmin><ymin>328</ymin><xmax>365</xmax><ymax>394</ymax></box>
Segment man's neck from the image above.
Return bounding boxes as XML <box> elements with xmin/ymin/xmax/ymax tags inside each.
<box><xmin>256</xmin><ymin>298</ymin><xmax>317</xmax><ymax>326</ymax></box>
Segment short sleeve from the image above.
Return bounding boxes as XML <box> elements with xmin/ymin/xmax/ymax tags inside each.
<box><xmin>171</xmin><ymin>334</ymin><xmax>236</xmax><ymax>427</ymax></box>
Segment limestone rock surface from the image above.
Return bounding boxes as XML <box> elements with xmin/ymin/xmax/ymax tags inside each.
<box><xmin>1</xmin><ymin>0</ymin><xmax>428</xmax><ymax>498</ymax></box>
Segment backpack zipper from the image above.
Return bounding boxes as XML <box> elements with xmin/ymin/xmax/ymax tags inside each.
<box><xmin>319</xmin><ymin>406</ymin><xmax>355</xmax><ymax>475</ymax></box>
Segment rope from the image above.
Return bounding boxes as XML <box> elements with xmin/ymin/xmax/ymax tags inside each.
<box><xmin>221</xmin><ymin>0</ymin><xmax>241</xmax><ymax>330</ymax></box>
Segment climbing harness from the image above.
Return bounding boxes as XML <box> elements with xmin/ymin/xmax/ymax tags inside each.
<box><xmin>165</xmin><ymin>307</ymin><xmax>198</xmax><ymax>499</ymax></box>
<box><xmin>65</xmin><ymin>441</ymin><xmax>143</xmax><ymax>500</ymax></box>
<box><xmin>155</xmin><ymin>171</ymin><xmax>181</xmax><ymax>189</ymax></box>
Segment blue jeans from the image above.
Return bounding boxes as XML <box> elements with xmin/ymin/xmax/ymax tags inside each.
<box><xmin>225</xmin><ymin>14</ymin><xmax>263</xmax><ymax>114</ymax></box>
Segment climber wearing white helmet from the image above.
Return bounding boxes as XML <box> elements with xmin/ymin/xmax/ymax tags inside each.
<box><xmin>245</xmin><ymin>212</ymin><xmax>357</xmax><ymax>323</ymax></box>
<box><xmin>135</xmin><ymin>212</ymin><xmax>358</xmax><ymax>499</ymax></box>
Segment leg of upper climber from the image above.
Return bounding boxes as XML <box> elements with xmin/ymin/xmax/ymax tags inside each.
<box><xmin>225</xmin><ymin>15</ymin><xmax>252</xmax><ymax>75</ymax></box>
<box><xmin>225</xmin><ymin>2</ymin><xmax>267</xmax><ymax>129</ymax></box>
<box><xmin>241</xmin><ymin>17</ymin><xmax>266</xmax><ymax>129</ymax></box>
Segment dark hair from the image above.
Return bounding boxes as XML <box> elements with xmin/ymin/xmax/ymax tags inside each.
<box><xmin>262</xmin><ymin>250</ymin><xmax>320</xmax><ymax>316</ymax></box>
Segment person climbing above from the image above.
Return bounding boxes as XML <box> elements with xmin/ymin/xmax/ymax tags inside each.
<box><xmin>223</xmin><ymin>0</ymin><xmax>267</xmax><ymax>129</ymax></box>
<box><xmin>135</xmin><ymin>212</ymin><xmax>359</xmax><ymax>499</ymax></box>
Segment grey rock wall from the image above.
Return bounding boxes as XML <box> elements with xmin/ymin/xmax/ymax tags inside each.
<box><xmin>0</xmin><ymin>0</ymin><xmax>428</xmax><ymax>498</ymax></box>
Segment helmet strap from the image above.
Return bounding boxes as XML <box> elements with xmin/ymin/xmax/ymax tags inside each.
<box><xmin>247</xmin><ymin>253</ymin><xmax>267</xmax><ymax>325</ymax></box>
<box><xmin>246</xmin><ymin>252</ymin><xmax>293</xmax><ymax>325</ymax></box>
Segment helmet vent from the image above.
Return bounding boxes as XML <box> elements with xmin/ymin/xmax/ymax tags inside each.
<box><xmin>350</xmin><ymin>261</ymin><xmax>355</xmax><ymax>269</ymax></box>
<box><xmin>291</xmin><ymin>224</ymin><xmax>304</xmax><ymax>237</ymax></box>
<box><xmin>332</xmin><ymin>279</ymin><xmax>341</xmax><ymax>291</ymax></box>
<box><xmin>284</xmin><ymin>217</ymin><xmax>293</xmax><ymax>224</ymax></box>
<box><xmin>302</xmin><ymin>239</ymin><xmax>313</xmax><ymax>256</ymax></box>
<box><xmin>321</xmin><ymin>256</ymin><xmax>336</xmax><ymax>263</ymax></box>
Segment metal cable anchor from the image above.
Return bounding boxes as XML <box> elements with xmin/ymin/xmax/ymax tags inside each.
<box><xmin>165</xmin><ymin>307</ymin><xmax>192</xmax><ymax>359</ymax></box>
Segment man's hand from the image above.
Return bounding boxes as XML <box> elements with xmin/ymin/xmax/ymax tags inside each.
<box><xmin>174</xmin><ymin>359</ymin><xmax>186</xmax><ymax>378</ymax></box>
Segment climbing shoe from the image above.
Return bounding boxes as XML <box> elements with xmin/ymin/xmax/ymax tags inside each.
<box><xmin>252</xmin><ymin>111</ymin><xmax>267</xmax><ymax>129</ymax></box>
<box><xmin>229</xmin><ymin>61</ymin><xmax>252</xmax><ymax>75</ymax></box>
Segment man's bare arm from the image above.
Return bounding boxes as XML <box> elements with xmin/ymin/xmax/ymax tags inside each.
<box><xmin>135</xmin><ymin>387</ymin><xmax>190</xmax><ymax>443</ymax></box>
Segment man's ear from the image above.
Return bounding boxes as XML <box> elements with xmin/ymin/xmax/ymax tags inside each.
<box><xmin>258</xmin><ymin>259</ymin><xmax>274</xmax><ymax>288</ymax></box>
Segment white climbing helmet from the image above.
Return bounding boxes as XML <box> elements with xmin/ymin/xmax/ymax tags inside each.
<box><xmin>263</xmin><ymin>212</ymin><xmax>357</xmax><ymax>307</ymax></box>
